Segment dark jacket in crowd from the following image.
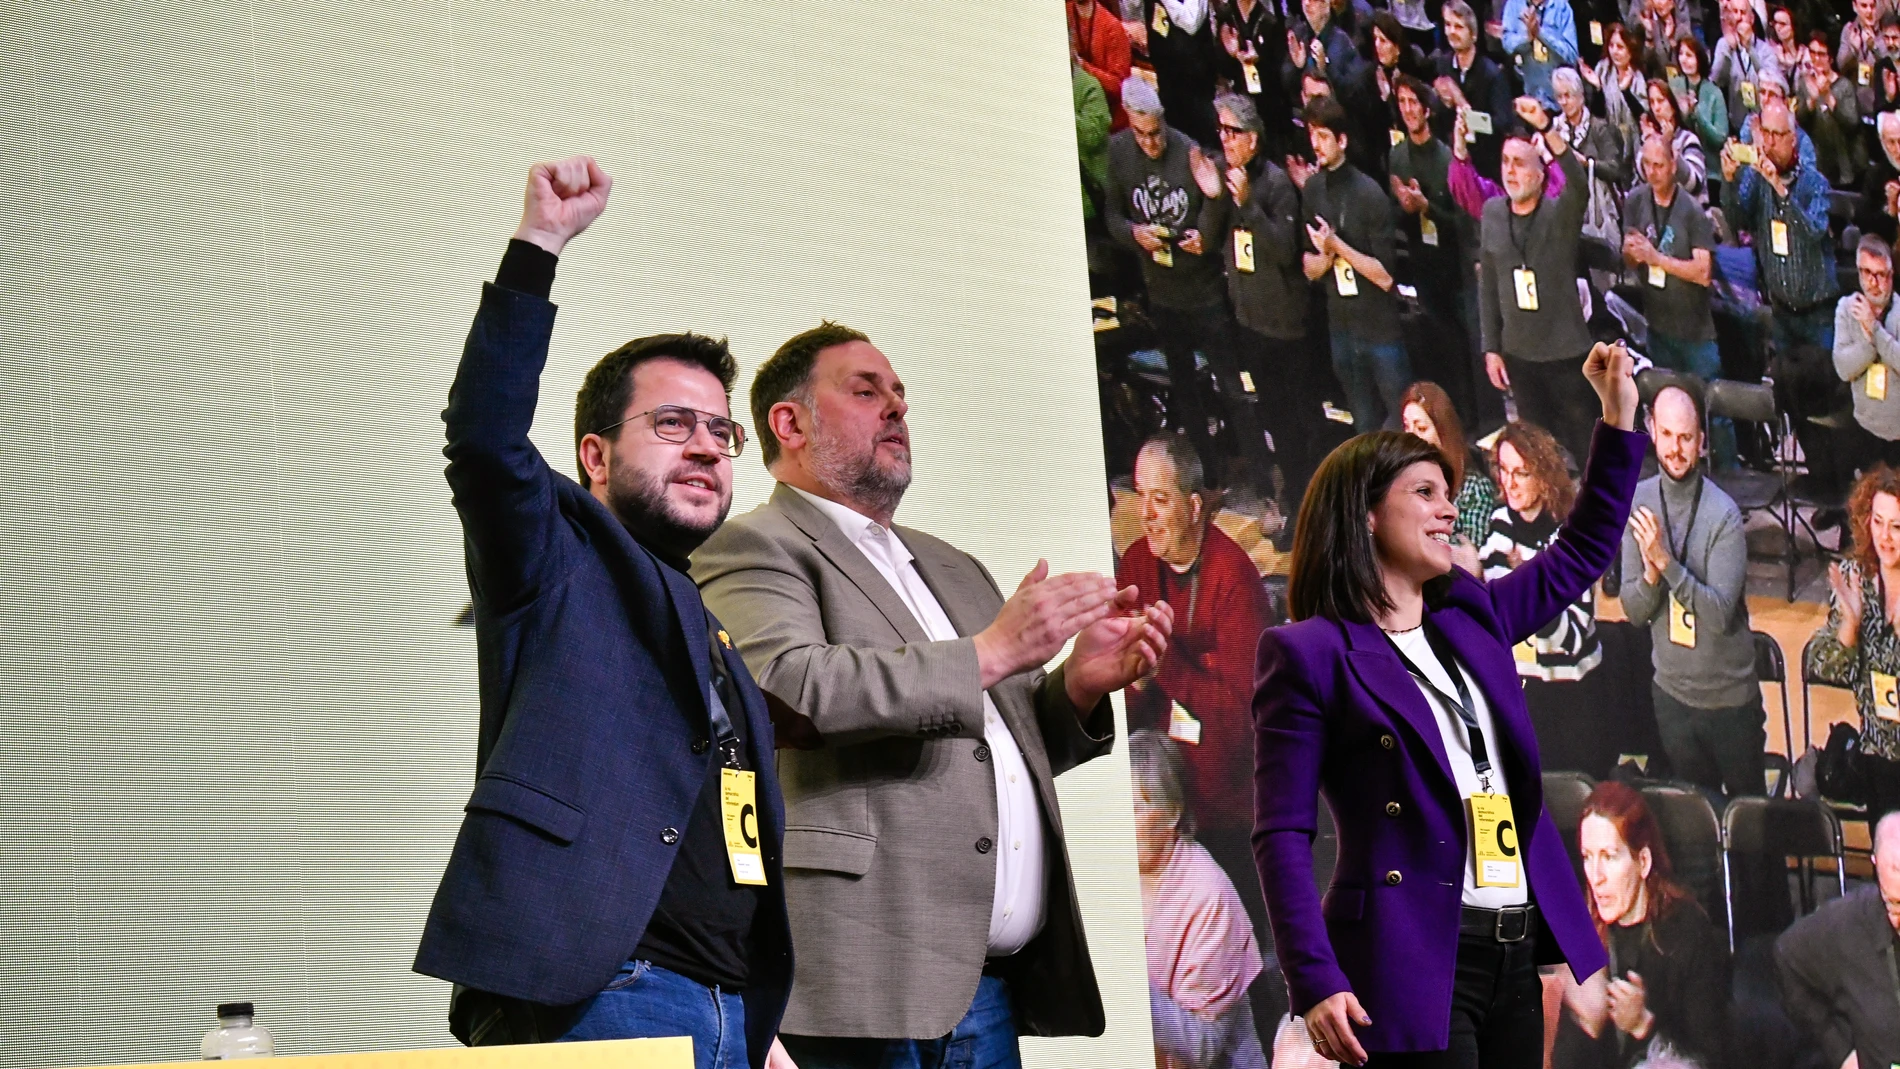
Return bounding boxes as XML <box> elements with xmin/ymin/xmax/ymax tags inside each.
<box><xmin>1201</xmin><ymin>155</ymin><xmax>1308</xmax><ymax>340</ymax></box>
<box><xmin>1433</xmin><ymin>48</ymin><xmax>1515</xmax><ymax>181</ymax></box>
<box><xmin>1106</xmin><ymin>124</ymin><xmax>1227</xmax><ymax>311</ymax></box>
<box><xmin>1143</xmin><ymin>0</ymin><xmax>1221</xmax><ymax>146</ymax></box>
<box><xmin>1390</xmin><ymin>132</ymin><xmax>1471</xmax><ymax>279</ymax></box>
<box><xmin>1722</xmin><ymin>155</ymin><xmax>1840</xmax><ymax>313</ymax></box>
<box><xmin>1775</xmin><ymin>885</ymin><xmax>1900</xmax><ymax>1069</ymax></box>
<box><xmin>1285</xmin><ymin>16</ymin><xmax>1364</xmax><ymax>103</ymax></box>
<box><xmin>1551</xmin><ymin>900</ymin><xmax>1732</xmax><ymax>1069</ymax></box>
<box><xmin>1217</xmin><ymin>0</ymin><xmax>1296</xmax><ymax>154</ymax></box>
<box><xmin>1479</xmin><ymin>143</ymin><xmax>1594</xmax><ymax>362</ymax></box>
<box><xmin>1856</xmin><ymin>148</ymin><xmax>1900</xmax><ymax>245</ymax></box>
<box><xmin>1302</xmin><ymin>159</ymin><xmax>1404</xmax><ymax>344</ymax></box>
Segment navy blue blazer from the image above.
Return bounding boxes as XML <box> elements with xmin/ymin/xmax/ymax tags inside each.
<box><xmin>414</xmin><ymin>282</ymin><xmax>792</xmax><ymax>1064</ymax></box>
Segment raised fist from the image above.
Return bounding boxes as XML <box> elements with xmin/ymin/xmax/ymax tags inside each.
<box><xmin>514</xmin><ymin>155</ymin><xmax>613</xmax><ymax>256</ymax></box>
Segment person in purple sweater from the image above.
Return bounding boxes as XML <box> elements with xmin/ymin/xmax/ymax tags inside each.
<box><xmin>1253</xmin><ymin>342</ymin><xmax>1641</xmax><ymax>1068</ymax></box>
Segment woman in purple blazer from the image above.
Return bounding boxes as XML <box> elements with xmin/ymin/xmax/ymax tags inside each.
<box><xmin>1253</xmin><ymin>344</ymin><xmax>1641</xmax><ymax>1068</ymax></box>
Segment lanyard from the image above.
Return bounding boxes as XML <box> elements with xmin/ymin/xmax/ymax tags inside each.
<box><xmin>1387</xmin><ymin>623</ymin><xmax>1497</xmax><ymax>790</ymax></box>
<box><xmin>702</xmin><ymin>608</ymin><xmax>744</xmax><ymax>770</ymax></box>
<box><xmin>1167</xmin><ymin>558</ymin><xmax>1205</xmax><ymax>632</ymax></box>
<box><xmin>1657</xmin><ymin>473</ymin><xmax>1705</xmax><ymax>565</ymax></box>
<box><xmin>1507</xmin><ymin>198</ymin><xmax>1542</xmax><ymax>269</ymax></box>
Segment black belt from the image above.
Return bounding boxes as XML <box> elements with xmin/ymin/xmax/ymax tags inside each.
<box><xmin>1459</xmin><ymin>904</ymin><xmax>1537</xmax><ymax>943</ymax></box>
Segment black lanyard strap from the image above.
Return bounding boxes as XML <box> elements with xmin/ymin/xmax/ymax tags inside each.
<box><xmin>1387</xmin><ymin>623</ymin><xmax>1495</xmax><ymax>785</ymax></box>
<box><xmin>1657</xmin><ymin>473</ymin><xmax>1705</xmax><ymax>567</ymax></box>
<box><xmin>703</xmin><ymin>609</ymin><xmax>743</xmax><ymax>769</ymax></box>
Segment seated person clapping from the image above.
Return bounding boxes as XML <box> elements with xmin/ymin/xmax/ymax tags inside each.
<box><xmin>1553</xmin><ymin>782</ymin><xmax>1731</xmax><ymax>1069</ymax></box>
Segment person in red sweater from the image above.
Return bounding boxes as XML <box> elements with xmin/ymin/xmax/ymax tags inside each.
<box><xmin>1070</xmin><ymin>0</ymin><xmax>1133</xmax><ymax>129</ymax></box>
<box><xmin>1117</xmin><ymin>434</ymin><xmax>1273</xmax><ymax>914</ymax></box>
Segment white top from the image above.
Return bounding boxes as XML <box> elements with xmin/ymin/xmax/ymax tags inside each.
<box><xmin>1386</xmin><ymin>626</ymin><xmax>1529</xmax><ymax>908</ymax></box>
<box><xmin>788</xmin><ymin>485</ymin><xmax>1047</xmax><ymax>954</ymax></box>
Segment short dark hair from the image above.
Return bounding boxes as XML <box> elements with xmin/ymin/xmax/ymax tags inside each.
<box><xmin>1881</xmin><ymin>9</ymin><xmax>1900</xmax><ymax>32</ymax></box>
<box><xmin>1393</xmin><ymin>72</ymin><xmax>1433</xmax><ymax>110</ymax></box>
<box><xmin>573</xmin><ymin>333</ymin><xmax>737</xmax><ymax>489</ymax></box>
<box><xmin>1674</xmin><ymin>34</ymin><xmax>1709</xmax><ymax>78</ymax></box>
<box><xmin>1288</xmin><ymin>432</ymin><xmax>1452</xmax><ymax>623</ymax></box>
<box><xmin>750</xmin><ymin>321</ymin><xmax>870</xmax><ymax>468</ymax></box>
<box><xmin>1303</xmin><ymin>97</ymin><xmax>1350</xmax><ymax>139</ymax></box>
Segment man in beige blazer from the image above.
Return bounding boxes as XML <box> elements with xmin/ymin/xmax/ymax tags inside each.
<box><xmin>693</xmin><ymin>322</ymin><xmax>1172</xmax><ymax>1068</ymax></box>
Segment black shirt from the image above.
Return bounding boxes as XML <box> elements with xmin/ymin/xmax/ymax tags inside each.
<box><xmin>494</xmin><ymin>238</ymin><xmax>762</xmax><ymax>992</ymax></box>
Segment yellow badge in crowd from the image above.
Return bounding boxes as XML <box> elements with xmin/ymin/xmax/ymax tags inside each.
<box><xmin>1239</xmin><ymin>370</ymin><xmax>1257</xmax><ymax>393</ymax></box>
<box><xmin>1169</xmin><ymin>701</ymin><xmax>1203</xmax><ymax>745</ymax></box>
<box><xmin>1514</xmin><ymin>638</ymin><xmax>1538</xmax><ymax>663</ymax></box>
<box><xmin>1873</xmin><ymin>670</ymin><xmax>1900</xmax><ymax>723</ymax></box>
<box><xmin>1533</xmin><ymin>39</ymin><xmax>1549</xmax><ymax>63</ymax></box>
<box><xmin>1421</xmin><ymin>214</ymin><xmax>1440</xmax><ymax>246</ymax></box>
<box><xmin>720</xmin><ymin>768</ymin><xmax>768</xmax><ymax>886</ymax></box>
<box><xmin>1513</xmin><ymin>266</ymin><xmax>1539</xmax><ymax>310</ymax></box>
<box><xmin>1470</xmin><ymin>793</ymin><xmax>1522</xmax><ymax>887</ymax></box>
<box><xmin>1771</xmin><ymin>219</ymin><xmax>1790</xmax><ymax>257</ymax></box>
<box><xmin>1666</xmin><ymin>65</ymin><xmax>1679</xmax><ymax>80</ymax></box>
<box><xmin>1590</xmin><ymin>20</ymin><xmax>1603</xmax><ymax>44</ymax></box>
<box><xmin>1152</xmin><ymin>3</ymin><xmax>1170</xmax><ymax>35</ymax></box>
<box><xmin>1391</xmin><ymin>127</ymin><xmax>1405</xmax><ymax>146</ymax></box>
<box><xmin>1669</xmin><ymin>595</ymin><xmax>1697</xmax><ymax>648</ymax></box>
<box><xmin>1243</xmin><ymin>58</ymin><xmax>1263</xmax><ymax>93</ymax></box>
<box><xmin>717</xmin><ymin>629</ymin><xmax>733</xmax><ymax>649</ymax></box>
<box><xmin>1869</xmin><ymin>362</ymin><xmax>1888</xmax><ymax>401</ymax></box>
<box><xmin>1235</xmin><ymin>228</ymin><xmax>1256</xmax><ymax>273</ymax></box>
<box><xmin>1649</xmin><ymin>263</ymin><xmax>1668</xmax><ymax>289</ymax></box>
<box><xmin>1741</xmin><ymin>80</ymin><xmax>1757</xmax><ymax>109</ymax></box>
<box><xmin>1334</xmin><ymin>257</ymin><xmax>1359</xmax><ymax>296</ymax></box>
<box><xmin>1862</xmin><ymin>63</ymin><xmax>1873</xmax><ymax>86</ymax></box>
<box><xmin>1153</xmin><ymin>242</ymin><xmax>1174</xmax><ymax>267</ymax></box>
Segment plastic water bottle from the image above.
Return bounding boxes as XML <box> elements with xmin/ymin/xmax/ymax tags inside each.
<box><xmin>200</xmin><ymin>1002</ymin><xmax>274</xmax><ymax>1059</ymax></box>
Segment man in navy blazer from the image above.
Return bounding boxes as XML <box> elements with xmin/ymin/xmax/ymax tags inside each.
<box><xmin>414</xmin><ymin>155</ymin><xmax>795</xmax><ymax>1069</ymax></box>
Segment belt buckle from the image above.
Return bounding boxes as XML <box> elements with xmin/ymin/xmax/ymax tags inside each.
<box><xmin>1494</xmin><ymin>906</ymin><xmax>1530</xmax><ymax>943</ymax></box>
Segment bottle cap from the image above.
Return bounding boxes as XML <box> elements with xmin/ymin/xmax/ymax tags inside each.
<box><xmin>217</xmin><ymin>1002</ymin><xmax>255</xmax><ymax>1019</ymax></box>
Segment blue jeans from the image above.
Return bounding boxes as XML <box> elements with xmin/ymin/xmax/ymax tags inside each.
<box><xmin>1647</xmin><ymin>333</ymin><xmax>1736</xmax><ymax>469</ymax></box>
<box><xmin>1329</xmin><ymin>333</ymin><xmax>1412</xmax><ymax>435</ymax></box>
<box><xmin>451</xmin><ymin>961</ymin><xmax>748</xmax><ymax>1069</ymax></box>
<box><xmin>780</xmin><ymin>975</ymin><xmax>1021</xmax><ymax>1069</ymax></box>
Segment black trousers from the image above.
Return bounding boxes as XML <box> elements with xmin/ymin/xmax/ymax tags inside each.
<box><xmin>1834</xmin><ymin>416</ymin><xmax>1900</xmax><ymax>479</ymax></box>
<box><xmin>1232</xmin><ymin>324</ymin><xmax>1328</xmax><ymax>499</ymax></box>
<box><xmin>1652</xmin><ymin>685</ymin><xmax>1768</xmax><ymax>798</ymax></box>
<box><xmin>1152</xmin><ymin>303</ymin><xmax>1276</xmax><ymax>494</ymax></box>
<box><xmin>1362</xmin><ymin>932</ymin><xmax>1544</xmax><ymax>1069</ymax></box>
<box><xmin>1504</xmin><ymin>353</ymin><xmax>1599</xmax><ymax>472</ymax></box>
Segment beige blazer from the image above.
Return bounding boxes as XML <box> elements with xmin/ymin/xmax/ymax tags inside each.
<box><xmin>691</xmin><ymin>483</ymin><xmax>1114</xmax><ymax>1040</ymax></box>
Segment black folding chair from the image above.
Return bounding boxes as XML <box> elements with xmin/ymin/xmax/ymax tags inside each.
<box><xmin>1543</xmin><ymin>770</ymin><xmax>1596</xmax><ymax>886</ymax></box>
<box><xmin>1753</xmin><ymin>630</ymin><xmax>1796</xmax><ymax>795</ymax></box>
<box><xmin>1707</xmin><ymin>378</ymin><xmax>1813</xmax><ymax>601</ymax></box>
<box><xmin>1720</xmin><ymin>796</ymin><xmax>1846</xmax><ymax>951</ymax></box>
<box><xmin>1638</xmin><ymin>783</ymin><xmax>1728</xmax><ymax>934</ymax></box>
<box><xmin>1798</xmin><ymin>634</ymin><xmax>1877</xmax><ymax>861</ymax></box>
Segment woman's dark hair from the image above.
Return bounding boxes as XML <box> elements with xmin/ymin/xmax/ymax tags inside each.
<box><xmin>1675</xmin><ymin>34</ymin><xmax>1709</xmax><ymax>79</ymax></box>
<box><xmin>1288</xmin><ymin>432</ymin><xmax>1452</xmax><ymax>623</ymax></box>
<box><xmin>1400</xmin><ymin>381</ymin><xmax>1468</xmax><ymax>488</ymax></box>
<box><xmin>1606</xmin><ymin>21</ymin><xmax>1647</xmax><ymax>69</ymax></box>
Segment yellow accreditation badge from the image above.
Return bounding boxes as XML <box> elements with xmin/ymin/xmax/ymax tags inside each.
<box><xmin>1334</xmin><ymin>257</ymin><xmax>1359</xmax><ymax>296</ymax></box>
<box><xmin>720</xmin><ymin>768</ymin><xmax>769</xmax><ymax>886</ymax></box>
<box><xmin>1873</xmin><ymin>670</ymin><xmax>1900</xmax><ymax>723</ymax></box>
<box><xmin>1169</xmin><ymin>700</ymin><xmax>1203</xmax><ymax>745</ymax></box>
<box><xmin>1869</xmin><ymin>362</ymin><xmax>1889</xmax><ymax>401</ymax></box>
<box><xmin>1649</xmin><ymin>263</ymin><xmax>1668</xmax><ymax>288</ymax></box>
<box><xmin>1669</xmin><ymin>595</ymin><xmax>1697</xmax><ymax>647</ymax></box>
<box><xmin>1862</xmin><ymin>63</ymin><xmax>1873</xmax><ymax>86</ymax></box>
<box><xmin>1469</xmin><ymin>793</ymin><xmax>1522</xmax><ymax>887</ymax></box>
<box><xmin>1770</xmin><ymin>219</ymin><xmax>1790</xmax><ymax>257</ymax></box>
<box><xmin>1235</xmin><ymin>228</ymin><xmax>1256</xmax><ymax>273</ymax></box>
<box><xmin>1152</xmin><ymin>3</ymin><xmax>1170</xmax><ymax>35</ymax></box>
<box><xmin>1243</xmin><ymin>58</ymin><xmax>1263</xmax><ymax>93</ymax></box>
<box><xmin>1533</xmin><ymin>39</ymin><xmax>1549</xmax><ymax>63</ymax></box>
<box><xmin>1590</xmin><ymin>20</ymin><xmax>1603</xmax><ymax>44</ymax></box>
<box><xmin>1420</xmin><ymin>214</ymin><xmax>1440</xmax><ymax>246</ymax></box>
<box><xmin>1513</xmin><ymin>267</ymin><xmax>1538</xmax><ymax>310</ymax></box>
<box><xmin>1153</xmin><ymin>242</ymin><xmax>1174</xmax><ymax>267</ymax></box>
<box><xmin>1391</xmin><ymin>128</ymin><xmax>1405</xmax><ymax>146</ymax></box>
<box><xmin>1514</xmin><ymin>637</ymin><xmax>1538</xmax><ymax>663</ymax></box>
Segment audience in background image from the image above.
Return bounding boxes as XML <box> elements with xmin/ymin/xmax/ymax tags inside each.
<box><xmin>1774</xmin><ymin>812</ymin><xmax>1900</xmax><ymax>1069</ymax></box>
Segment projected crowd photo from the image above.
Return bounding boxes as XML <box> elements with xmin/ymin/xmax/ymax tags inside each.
<box><xmin>1071</xmin><ymin>0</ymin><xmax>1900</xmax><ymax>1065</ymax></box>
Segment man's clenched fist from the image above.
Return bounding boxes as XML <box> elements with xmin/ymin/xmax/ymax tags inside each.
<box><xmin>514</xmin><ymin>155</ymin><xmax>612</xmax><ymax>256</ymax></box>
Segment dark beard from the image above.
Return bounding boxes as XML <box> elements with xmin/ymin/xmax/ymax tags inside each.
<box><xmin>605</xmin><ymin>460</ymin><xmax>731</xmax><ymax>563</ymax></box>
<box><xmin>808</xmin><ymin>429</ymin><xmax>911</xmax><ymax>520</ymax></box>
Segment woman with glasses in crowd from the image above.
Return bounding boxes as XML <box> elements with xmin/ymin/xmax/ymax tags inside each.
<box><xmin>1551</xmin><ymin>783</ymin><xmax>1731</xmax><ymax>1069</ymax></box>
<box><xmin>1584</xmin><ymin>22</ymin><xmax>1653</xmax><ymax>156</ymax></box>
<box><xmin>1668</xmin><ymin>37</ymin><xmax>1730</xmax><ymax>162</ymax></box>
<box><xmin>1483</xmin><ymin>421</ymin><xmax>1617</xmax><ymax>775</ymax></box>
<box><xmin>1766</xmin><ymin>5</ymin><xmax>1807</xmax><ymax>83</ymax></box>
<box><xmin>1804</xmin><ymin>466</ymin><xmax>1900</xmax><ymax>824</ymax></box>
<box><xmin>1795</xmin><ymin>30</ymin><xmax>1862</xmax><ymax>189</ymax></box>
<box><xmin>1400</xmin><ymin>381</ymin><xmax>1497</xmax><ymax>573</ymax></box>
<box><xmin>1254</xmin><ymin>346</ymin><xmax>1640</xmax><ymax>1068</ymax></box>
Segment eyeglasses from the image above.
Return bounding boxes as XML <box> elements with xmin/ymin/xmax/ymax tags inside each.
<box><xmin>595</xmin><ymin>405</ymin><xmax>746</xmax><ymax>458</ymax></box>
<box><xmin>1217</xmin><ymin>122</ymin><xmax>1254</xmax><ymax>138</ymax></box>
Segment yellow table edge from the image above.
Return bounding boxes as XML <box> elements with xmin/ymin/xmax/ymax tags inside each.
<box><xmin>60</xmin><ymin>1037</ymin><xmax>693</xmax><ymax>1069</ymax></box>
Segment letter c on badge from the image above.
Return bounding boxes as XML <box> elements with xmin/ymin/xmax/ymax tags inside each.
<box><xmin>1498</xmin><ymin>819</ymin><xmax>1518</xmax><ymax>857</ymax></box>
<box><xmin>741</xmin><ymin>804</ymin><xmax>759</xmax><ymax>848</ymax></box>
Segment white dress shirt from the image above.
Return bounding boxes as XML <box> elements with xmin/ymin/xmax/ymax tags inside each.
<box><xmin>1387</xmin><ymin>626</ymin><xmax>1529</xmax><ymax>908</ymax></box>
<box><xmin>788</xmin><ymin>485</ymin><xmax>1048</xmax><ymax>954</ymax></box>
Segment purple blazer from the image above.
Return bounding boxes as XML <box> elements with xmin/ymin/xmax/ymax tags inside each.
<box><xmin>1252</xmin><ymin>421</ymin><xmax>1642</xmax><ymax>1052</ymax></box>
